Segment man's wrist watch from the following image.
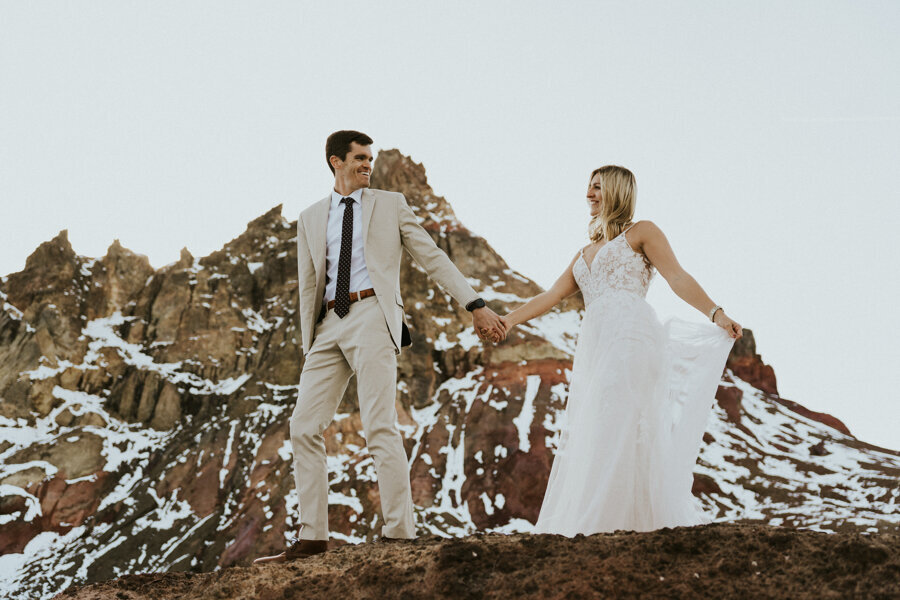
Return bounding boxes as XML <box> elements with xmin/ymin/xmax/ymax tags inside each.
<box><xmin>466</xmin><ymin>298</ymin><xmax>486</xmax><ymax>312</ymax></box>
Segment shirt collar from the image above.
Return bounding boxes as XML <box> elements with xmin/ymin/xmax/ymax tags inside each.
<box><xmin>331</xmin><ymin>188</ymin><xmax>363</xmax><ymax>207</ymax></box>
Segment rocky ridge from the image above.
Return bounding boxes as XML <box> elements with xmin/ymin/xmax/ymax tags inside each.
<box><xmin>0</xmin><ymin>150</ymin><xmax>898</xmax><ymax>600</ymax></box>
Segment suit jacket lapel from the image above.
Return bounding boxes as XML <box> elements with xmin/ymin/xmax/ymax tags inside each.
<box><xmin>361</xmin><ymin>188</ymin><xmax>375</xmax><ymax>247</ymax></box>
<box><xmin>309</xmin><ymin>196</ymin><xmax>331</xmax><ymax>283</ymax></box>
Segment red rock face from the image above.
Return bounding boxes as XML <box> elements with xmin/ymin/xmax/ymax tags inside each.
<box><xmin>715</xmin><ymin>386</ymin><xmax>744</xmax><ymax>425</ymax></box>
<box><xmin>727</xmin><ymin>356</ymin><xmax>778</xmax><ymax>396</ymax></box>
<box><xmin>0</xmin><ymin>150</ymin><xmax>897</xmax><ymax>600</ymax></box>
<box><xmin>691</xmin><ymin>473</ymin><xmax>724</xmax><ymax>496</ymax></box>
<box><xmin>725</xmin><ymin>334</ymin><xmax>778</xmax><ymax>396</ymax></box>
<box><xmin>773</xmin><ymin>398</ymin><xmax>852</xmax><ymax>437</ymax></box>
<box><xmin>722</xmin><ymin>333</ymin><xmax>851</xmax><ymax>437</ymax></box>
<box><xmin>0</xmin><ymin>472</ymin><xmax>109</xmax><ymax>555</ymax></box>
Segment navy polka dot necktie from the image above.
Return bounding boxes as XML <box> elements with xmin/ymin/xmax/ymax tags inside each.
<box><xmin>334</xmin><ymin>197</ymin><xmax>354</xmax><ymax>318</ymax></box>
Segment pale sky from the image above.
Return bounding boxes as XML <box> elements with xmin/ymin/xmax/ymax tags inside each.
<box><xmin>1</xmin><ymin>2</ymin><xmax>898</xmax><ymax>449</ymax></box>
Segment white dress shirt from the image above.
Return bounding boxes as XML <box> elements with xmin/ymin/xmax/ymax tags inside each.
<box><xmin>323</xmin><ymin>189</ymin><xmax>374</xmax><ymax>302</ymax></box>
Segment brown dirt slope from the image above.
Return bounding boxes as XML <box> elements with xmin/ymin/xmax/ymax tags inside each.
<box><xmin>55</xmin><ymin>524</ymin><xmax>900</xmax><ymax>600</ymax></box>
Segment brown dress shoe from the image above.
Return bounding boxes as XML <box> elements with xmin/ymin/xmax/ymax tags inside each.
<box><xmin>286</xmin><ymin>539</ymin><xmax>328</xmax><ymax>560</ymax></box>
<box><xmin>253</xmin><ymin>539</ymin><xmax>328</xmax><ymax>564</ymax></box>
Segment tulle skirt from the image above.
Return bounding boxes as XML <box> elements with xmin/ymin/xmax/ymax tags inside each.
<box><xmin>535</xmin><ymin>292</ymin><xmax>734</xmax><ymax>535</ymax></box>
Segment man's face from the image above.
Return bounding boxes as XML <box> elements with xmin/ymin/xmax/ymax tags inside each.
<box><xmin>333</xmin><ymin>142</ymin><xmax>373</xmax><ymax>190</ymax></box>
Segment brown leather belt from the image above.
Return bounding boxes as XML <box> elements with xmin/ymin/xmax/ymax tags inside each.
<box><xmin>325</xmin><ymin>288</ymin><xmax>376</xmax><ymax>311</ymax></box>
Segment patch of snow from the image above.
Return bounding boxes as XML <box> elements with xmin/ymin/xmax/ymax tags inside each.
<box><xmin>220</xmin><ymin>421</ymin><xmax>238</xmax><ymax>488</ymax></box>
<box><xmin>512</xmin><ymin>376</ymin><xmax>541</xmax><ymax>453</ymax></box>
<box><xmin>480</xmin><ymin>492</ymin><xmax>495</xmax><ymax>516</ymax></box>
<box><xmin>479</xmin><ymin>288</ymin><xmax>527</xmax><ymax>303</ymax></box>
<box><xmin>433</xmin><ymin>328</ymin><xmax>482</xmax><ymax>352</ymax></box>
<box><xmin>242</xmin><ymin>308</ymin><xmax>272</xmax><ymax>333</ymax></box>
<box><xmin>520</xmin><ymin>309</ymin><xmax>582</xmax><ymax>357</ymax></box>
<box><xmin>0</xmin><ymin>527</ymin><xmax>86</xmax><ymax>597</ymax></box>
<box><xmin>487</xmin><ymin>517</ymin><xmax>535</xmax><ymax>534</ymax></box>
<box><xmin>0</xmin><ymin>484</ymin><xmax>42</xmax><ymax>523</ymax></box>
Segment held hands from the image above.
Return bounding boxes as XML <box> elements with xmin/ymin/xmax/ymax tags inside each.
<box><xmin>472</xmin><ymin>307</ymin><xmax>508</xmax><ymax>343</ymax></box>
<box><xmin>714</xmin><ymin>310</ymin><xmax>743</xmax><ymax>339</ymax></box>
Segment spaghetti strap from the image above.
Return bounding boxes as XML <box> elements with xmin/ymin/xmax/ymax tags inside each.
<box><xmin>618</xmin><ymin>222</ymin><xmax>642</xmax><ymax>255</ymax></box>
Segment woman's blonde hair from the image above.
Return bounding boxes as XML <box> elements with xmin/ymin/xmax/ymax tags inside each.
<box><xmin>588</xmin><ymin>165</ymin><xmax>636</xmax><ymax>243</ymax></box>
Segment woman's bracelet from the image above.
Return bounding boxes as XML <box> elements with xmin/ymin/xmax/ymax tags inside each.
<box><xmin>708</xmin><ymin>305</ymin><xmax>723</xmax><ymax>322</ymax></box>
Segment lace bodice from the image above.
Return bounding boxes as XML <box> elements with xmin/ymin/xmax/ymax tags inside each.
<box><xmin>573</xmin><ymin>230</ymin><xmax>655</xmax><ymax>305</ymax></box>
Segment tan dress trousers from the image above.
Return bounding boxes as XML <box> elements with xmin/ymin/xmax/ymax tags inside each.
<box><xmin>289</xmin><ymin>296</ymin><xmax>414</xmax><ymax>540</ymax></box>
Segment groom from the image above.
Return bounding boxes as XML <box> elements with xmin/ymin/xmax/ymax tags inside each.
<box><xmin>255</xmin><ymin>131</ymin><xmax>506</xmax><ymax>563</ymax></box>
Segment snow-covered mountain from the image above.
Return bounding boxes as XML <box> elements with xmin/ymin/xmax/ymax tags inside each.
<box><xmin>1</xmin><ymin>150</ymin><xmax>897</xmax><ymax>599</ymax></box>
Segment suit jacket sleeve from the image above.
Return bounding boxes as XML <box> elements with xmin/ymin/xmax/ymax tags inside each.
<box><xmin>397</xmin><ymin>194</ymin><xmax>480</xmax><ymax>308</ymax></box>
<box><xmin>296</xmin><ymin>213</ymin><xmax>317</xmax><ymax>344</ymax></box>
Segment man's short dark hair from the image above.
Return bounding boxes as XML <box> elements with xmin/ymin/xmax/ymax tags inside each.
<box><xmin>326</xmin><ymin>130</ymin><xmax>374</xmax><ymax>173</ymax></box>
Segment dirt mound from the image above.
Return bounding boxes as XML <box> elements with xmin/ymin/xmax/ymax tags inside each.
<box><xmin>55</xmin><ymin>524</ymin><xmax>900</xmax><ymax>600</ymax></box>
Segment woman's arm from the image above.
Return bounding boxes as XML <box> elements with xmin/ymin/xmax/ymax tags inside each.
<box><xmin>633</xmin><ymin>221</ymin><xmax>743</xmax><ymax>339</ymax></box>
<box><xmin>502</xmin><ymin>252</ymin><xmax>582</xmax><ymax>328</ymax></box>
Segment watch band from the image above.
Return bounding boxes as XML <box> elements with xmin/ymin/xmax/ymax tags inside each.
<box><xmin>466</xmin><ymin>298</ymin><xmax>486</xmax><ymax>312</ymax></box>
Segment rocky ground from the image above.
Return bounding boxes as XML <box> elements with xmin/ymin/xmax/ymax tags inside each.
<box><xmin>54</xmin><ymin>524</ymin><xmax>900</xmax><ymax>600</ymax></box>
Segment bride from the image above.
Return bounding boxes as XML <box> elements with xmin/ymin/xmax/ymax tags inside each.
<box><xmin>500</xmin><ymin>165</ymin><xmax>742</xmax><ymax>535</ymax></box>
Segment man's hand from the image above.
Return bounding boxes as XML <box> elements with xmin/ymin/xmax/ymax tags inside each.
<box><xmin>472</xmin><ymin>307</ymin><xmax>507</xmax><ymax>343</ymax></box>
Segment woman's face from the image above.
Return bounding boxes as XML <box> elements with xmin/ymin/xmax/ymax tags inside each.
<box><xmin>586</xmin><ymin>173</ymin><xmax>602</xmax><ymax>217</ymax></box>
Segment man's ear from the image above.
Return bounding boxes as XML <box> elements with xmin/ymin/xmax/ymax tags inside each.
<box><xmin>329</xmin><ymin>154</ymin><xmax>342</xmax><ymax>171</ymax></box>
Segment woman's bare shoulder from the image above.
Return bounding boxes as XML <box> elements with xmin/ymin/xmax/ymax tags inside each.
<box><xmin>628</xmin><ymin>220</ymin><xmax>665</xmax><ymax>240</ymax></box>
<box><xmin>629</xmin><ymin>219</ymin><xmax>661</xmax><ymax>232</ymax></box>
<box><xmin>625</xmin><ymin>221</ymin><xmax>668</xmax><ymax>254</ymax></box>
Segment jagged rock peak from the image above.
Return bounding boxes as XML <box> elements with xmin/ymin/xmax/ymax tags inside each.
<box><xmin>22</xmin><ymin>229</ymin><xmax>76</xmax><ymax>272</ymax></box>
<box><xmin>374</xmin><ymin>149</ymin><xmax>432</xmax><ymax>189</ymax></box>
<box><xmin>247</xmin><ymin>204</ymin><xmax>285</xmax><ymax>230</ymax></box>
<box><xmin>725</xmin><ymin>328</ymin><xmax>778</xmax><ymax>397</ymax></box>
<box><xmin>177</xmin><ymin>247</ymin><xmax>194</xmax><ymax>267</ymax></box>
<box><xmin>107</xmin><ymin>239</ymin><xmax>125</xmax><ymax>254</ymax></box>
<box><xmin>102</xmin><ymin>239</ymin><xmax>149</xmax><ymax>264</ymax></box>
<box><xmin>205</xmin><ymin>204</ymin><xmax>294</xmax><ymax>269</ymax></box>
<box><xmin>373</xmin><ymin>149</ymin><xmax>463</xmax><ymax>230</ymax></box>
<box><xmin>730</xmin><ymin>329</ymin><xmax>759</xmax><ymax>359</ymax></box>
<box><xmin>4</xmin><ymin>229</ymin><xmax>83</xmax><ymax>315</ymax></box>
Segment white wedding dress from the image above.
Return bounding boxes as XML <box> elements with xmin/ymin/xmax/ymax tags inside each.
<box><xmin>534</xmin><ymin>225</ymin><xmax>735</xmax><ymax>535</ymax></box>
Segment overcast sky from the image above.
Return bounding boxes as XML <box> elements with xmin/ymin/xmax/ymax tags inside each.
<box><xmin>1</xmin><ymin>1</ymin><xmax>898</xmax><ymax>449</ymax></box>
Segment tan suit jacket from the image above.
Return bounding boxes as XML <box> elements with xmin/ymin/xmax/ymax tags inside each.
<box><xmin>296</xmin><ymin>188</ymin><xmax>479</xmax><ymax>355</ymax></box>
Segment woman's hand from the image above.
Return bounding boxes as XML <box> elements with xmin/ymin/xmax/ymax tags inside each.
<box><xmin>499</xmin><ymin>315</ymin><xmax>513</xmax><ymax>336</ymax></box>
<box><xmin>481</xmin><ymin>316</ymin><xmax>513</xmax><ymax>344</ymax></box>
<box><xmin>473</xmin><ymin>307</ymin><xmax>507</xmax><ymax>343</ymax></box>
<box><xmin>714</xmin><ymin>311</ymin><xmax>743</xmax><ymax>339</ymax></box>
